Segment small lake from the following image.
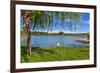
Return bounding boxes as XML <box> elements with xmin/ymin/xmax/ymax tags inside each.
<box><xmin>21</xmin><ymin>36</ymin><xmax>89</xmax><ymax>48</ymax></box>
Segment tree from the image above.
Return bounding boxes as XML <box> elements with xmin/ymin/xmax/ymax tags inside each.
<box><xmin>59</xmin><ymin>31</ymin><xmax>64</xmax><ymax>35</ymax></box>
<box><xmin>24</xmin><ymin>11</ymin><xmax>32</xmax><ymax>55</ymax></box>
<box><xmin>21</xmin><ymin>10</ymin><xmax>82</xmax><ymax>55</ymax></box>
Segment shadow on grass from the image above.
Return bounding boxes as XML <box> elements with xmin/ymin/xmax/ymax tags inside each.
<box><xmin>79</xmin><ymin>49</ymin><xmax>89</xmax><ymax>52</ymax></box>
<box><xmin>32</xmin><ymin>47</ymin><xmax>55</xmax><ymax>54</ymax></box>
<box><xmin>21</xmin><ymin>46</ymin><xmax>55</xmax><ymax>55</ymax></box>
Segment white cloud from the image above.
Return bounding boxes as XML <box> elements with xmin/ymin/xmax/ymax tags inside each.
<box><xmin>83</xmin><ymin>20</ymin><xmax>90</xmax><ymax>24</ymax></box>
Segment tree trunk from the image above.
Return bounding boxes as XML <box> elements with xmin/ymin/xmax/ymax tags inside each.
<box><xmin>24</xmin><ymin>11</ymin><xmax>32</xmax><ymax>55</ymax></box>
<box><xmin>27</xmin><ymin>29</ymin><xmax>32</xmax><ymax>55</ymax></box>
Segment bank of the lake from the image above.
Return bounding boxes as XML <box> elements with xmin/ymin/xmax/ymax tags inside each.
<box><xmin>21</xmin><ymin>46</ymin><xmax>89</xmax><ymax>63</ymax></box>
<box><xmin>21</xmin><ymin>32</ymin><xmax>89</xmax><ymax>39</ymax></box>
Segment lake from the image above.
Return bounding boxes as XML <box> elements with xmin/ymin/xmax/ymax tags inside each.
<box><xmin>21</xmin><ymin>36</ymin><xmax>89</xmax><ymax>48</ymax></box>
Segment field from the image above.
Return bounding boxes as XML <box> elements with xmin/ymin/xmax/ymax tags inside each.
<box><xmin>21</xmin><ymin>46</ymin><xmax>89</xmax><ymax>63</ymax></box>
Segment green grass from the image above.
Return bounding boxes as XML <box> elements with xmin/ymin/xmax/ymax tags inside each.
<box><xmin>21</xmin><ymin>46</ymin><xmax>89</xmax><ymax>63</ymax></box>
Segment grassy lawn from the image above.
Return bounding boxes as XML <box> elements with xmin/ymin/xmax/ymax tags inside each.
<box><xmin>21</xmin><ymin>46</ymin><xmax>89</xmax><ymax>63</ymax></box>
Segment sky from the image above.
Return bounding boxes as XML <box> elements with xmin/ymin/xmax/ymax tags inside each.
<box><xmin>21</xmin><ymin>12</ymin><xmax>90</xmax><ymax>33</ymax></box>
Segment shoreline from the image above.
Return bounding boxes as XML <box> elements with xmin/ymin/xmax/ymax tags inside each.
<box><xmin>75</xmin><ymin>39</ymin><xmax>89</xmax><ymax>44</ymax></box>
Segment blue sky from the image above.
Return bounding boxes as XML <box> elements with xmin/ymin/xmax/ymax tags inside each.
<box><xmin>21</xmin><ymin>12</ymin><xmax>90</xmax><ymax>33</ymax></box>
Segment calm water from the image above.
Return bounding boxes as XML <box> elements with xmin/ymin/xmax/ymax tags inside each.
<box><xmin>21</xmin><ymin>36</ymin><xmax>89</xmax><ymax>48</ymax></box>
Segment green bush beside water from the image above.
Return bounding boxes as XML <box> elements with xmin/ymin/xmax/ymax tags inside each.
<box><xmin>21</xmin><ymin>46</ymin><xmax>89</xmax><ymax>63</ymax></box>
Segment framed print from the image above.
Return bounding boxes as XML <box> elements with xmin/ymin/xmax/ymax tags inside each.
<box><xmin>10</xmin><ymin>1</ymin><xmax>97</xmax><ymax>73</ymax></box>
